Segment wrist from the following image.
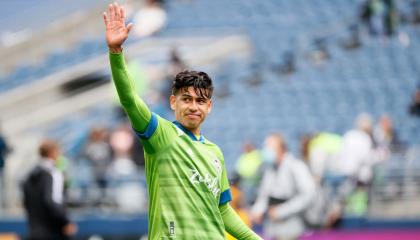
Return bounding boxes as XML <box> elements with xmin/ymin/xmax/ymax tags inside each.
<box><xmin>108</xmin><ymin>46</ymin><xmax>123</xmax><ymax>54</ymax></box>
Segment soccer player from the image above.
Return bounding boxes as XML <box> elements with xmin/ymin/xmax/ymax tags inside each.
<box><xmin>103</xmin><ymin>2</ymin><xmax>262</xmax><ymax>240</ymax></box>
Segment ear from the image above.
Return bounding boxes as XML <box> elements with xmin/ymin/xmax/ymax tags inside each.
<box><xmin>207</xmin><ymin>99</ymin><xmax>212</xmax><ymax>114</ymax></box>
<box><xmin>170</xmin><ymin>95</ymin><xmax>176</xmax><ymax>111</ymax></box>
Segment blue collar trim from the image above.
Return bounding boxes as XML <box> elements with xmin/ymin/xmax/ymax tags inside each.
<box><xmin>173</xmin><ymin>121</ymin><xmax>205</xmax><ymax>143</ymax></box>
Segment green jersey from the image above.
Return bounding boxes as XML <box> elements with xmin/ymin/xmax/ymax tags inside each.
<box><xmin>136</xmin><ymin>114</ymin><xmax>231</xmax><ymax>239</ymax></box>
<box><xmin>109</xmin><ymin>53</ymin><xmax>232</xmax><ymax>240</ymax></box>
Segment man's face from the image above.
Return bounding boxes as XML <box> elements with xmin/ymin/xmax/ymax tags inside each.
<box><xmin>265</xmin><ymin>135</ymin><xmax>286</xmax><ymax>163</ymax></box>
<box><xmin>170</xmin><ymin>87</ymin><xmax>212</xmax><ymax>133</ymax></box>
<box><xmin>51</xmin><ymin>148</ymin><xmax>61</xmax><ymax>161</ymax></box>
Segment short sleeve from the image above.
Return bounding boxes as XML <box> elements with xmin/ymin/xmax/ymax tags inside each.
<box><xmin>133</xmin><ymin>114</ymin><xmax>178</xmax><ymax>154</ymax></box>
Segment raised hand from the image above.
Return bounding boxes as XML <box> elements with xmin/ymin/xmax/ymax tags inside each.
<box><xmin>103</xmin><ymin>2</ymin><xmax>133</xmax><ymax>53</ymax></box>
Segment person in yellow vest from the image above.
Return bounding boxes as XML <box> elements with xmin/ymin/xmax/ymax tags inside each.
<box><xmin>235</xmin><ymin>142</ymin><xmax>262</xmax><ymax>205</ymax></box>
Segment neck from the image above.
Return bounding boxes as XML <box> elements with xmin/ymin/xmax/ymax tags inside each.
<box><xmin>276</xmin><ymin>152</ymin><xmax>286</xmax><ymax>163</ymax></box>
<box><xmin>174</xmin><ymin>121</ymin><xmax>203</xmax><ymax>141</ymax></box>
<box><xmin>186</xmin><ymin>126</ymin><xmax>201</xmax><ymax>136</ymax></box>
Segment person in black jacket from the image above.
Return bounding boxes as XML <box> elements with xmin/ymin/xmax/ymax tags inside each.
<box><xmin>0</xmin><ymin>124</ymin><xmax>11</xmax><ymax>209</ymax></box>
<box><xmin>22</xmin><ymin>139</ymin><xmax>77</xmax><ymax>240</ymax></box>
<box><xmin>409</xmin><ymin>87</ymin><xmax>420</xmax><ymax>117</ymax></box>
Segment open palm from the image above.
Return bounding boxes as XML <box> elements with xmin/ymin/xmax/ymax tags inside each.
<box><xmin>103</xmin><ymin>3</ymin><xmax>133</xmax><ymax>49</ymax></box>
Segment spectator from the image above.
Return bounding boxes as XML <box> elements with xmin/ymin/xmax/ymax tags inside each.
<box><xmin>227</xmin><ymin>175</ymin><xmax>253</xmax><ymax>240</ymax></box>
<box><xmin>132</xmin><ymin>0</ymin><xmax>167</xmax><ymax>37</ymax></box>
<box><xmin>131</xmin><ymin>134</ymin><xmax>146</xmax><ymax>169</ymax></box>
<box><xmin>110</xmin><ymin>124</ymin><xmax>134</xmax><ymax>160</ymax></box>
<box><xmin>342</xmin><ymin>23</ymin><xmax>362</xmax><ymax>50</ymax></box>
<box><xmin>412</xmin><ymin>0</ymin><xmax>420</xmax><ymax>24</ymax></box>
<box><xmin>162</xmin><ymin>47</ymin><xmax>188</xmax><ymax>110</ymax></box>
<box><xmin>329</xmin><ymin>113</ymin><xmax>375</xmax><ymax>184</ymax></box>
<box><xmin>300</xmin><ymin>133</ymin><xmax>343</xmax><ymax>228</ymax></box>
<box><xmin>373</xmin><ymin>114</ymin><xmax>401</xmax><ymax>153</ymax></box>
<box><xmin>306</xmin><ymin>132</ymin><xmax>343</xmax><ymax>184</ymax></box>
<box><xmin>108</xmin><ymin>124</ymin><xmax>143</xmax><ymax>212</ymax></box>
<box><xmin>22</xmin><ymin>139</ymin><xmax>77</xmax><ymax>240</ymax></box>
<box><xmin>308</xmin><ymin>38</ymin><xmax>330</xmax><ymax>65</ymax></box>
<box><xmin>82</xmin><ymin>127</ymin><xmax>113</xmax><ymax>203</ymax></box>
<box><xmin>383</xmin><ymin>0</ymin><xmax>398</xmax><ymax>36</ymax></box>
<box><xmin>251</xmin><ymin>134</ymin><xmax>315</xmax><ymax>240</ymax></box>
<box><xmin>0</xmin><ymin>125</ymin><xmax>11</xmax><ymax>209</ymax></box>
<box><xmin>168</xmin><ymin>47</ymin><xmax>187</xmax><ymax>78</ymax></box>
<box><xmin>235</xmin><ymin>142</ymin><xmax>262</xmax><ymax>205</ymax></box>
<box><xmin>360</xmin><ymin>0</ymin><xmax>386</xmax><ymax>36</ymax></box>
<box><xmin>109</xmin><ymin>124</ymin><xmax>137</xmax><ymax>179</ymax></box>
<box><xmin>409</xmin><ymin>87</ymin><xmax>420</xmax><ymax>117</ymax></box>
<box><xmin>275</xmin><ymin>50</ymin><xmax>296</xmax><ymax>75</ymax></box>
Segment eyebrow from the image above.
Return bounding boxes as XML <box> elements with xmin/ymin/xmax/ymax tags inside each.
<box><xmin>180</xmin><ymin>93</ymin><xmax>208</xmax><ymax>100</ymax></box>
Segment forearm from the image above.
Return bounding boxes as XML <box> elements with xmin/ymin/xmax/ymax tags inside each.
<box><xmin>219</xmin><ymin>204</ymin><xmax>262</xmax><ymax>240</ymax></box>
<box><xmin>109</xmin><ymin>52</ymin><xmax>151</xmax><ymax>132</ymax></box>
<box><xmin>275</xmin><ymin>195</ymin><xmax>312</xmax><ymax>219</ymax></box>
<box><xmin>276</xmin><ymin>167</ymin><xmax>315</xmax><ymax>219</ymax></box>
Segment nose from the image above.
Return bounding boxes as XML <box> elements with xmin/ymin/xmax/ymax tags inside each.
<box><xmin>188</xmin><ymin>100</ymin><xmax>198</xmax><ymax>111</ymax></box>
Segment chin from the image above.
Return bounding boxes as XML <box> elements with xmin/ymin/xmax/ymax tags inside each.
<box><xmin>183</xmin><ymin>120</ymin><xmax>199</xmax><ymax>129</ymax></box>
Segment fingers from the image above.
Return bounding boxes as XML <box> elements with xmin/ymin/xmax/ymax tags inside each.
<box><xmin>120</xmin><ymin>4</ymin><xmax>125</xmax><ymax>20</ymax></box>
<box><xmin>127</xmin><ymin>23</ymin><xmax>133</xmax><ymax>34</ymax></box>
<box><xmin>114</xmin><ymin>2</ymin><xmax>121</xmax><ymax>20</ymax></box>
<box><xmin>103</xmin><ymin>12</ymin><xmax>107</xmax><ymax>25</ymax></box>
<box><xmin>104</xmin><ymin>2</ymin><xmax>126</xmax><ymax>25</ymax></box>
<box><xmin>109</xmin><ymin>3</ymin><xmax>115</xmax><ymax>21</ymax></box>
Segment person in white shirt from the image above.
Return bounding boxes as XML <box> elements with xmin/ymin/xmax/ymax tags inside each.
<box><xmin>132</xmin><ymin>0</ymin><xmax>167</xmax><ymax>37</ymax></box>
<box><xmin>251</xmin><ymin>133</ymin><xmax>315</xmax><ymax>240</ymax></box>
<box><xmin>329</xmin><ymin>113</ymin><xmax>375</xmax><ymax>184</ymax></box>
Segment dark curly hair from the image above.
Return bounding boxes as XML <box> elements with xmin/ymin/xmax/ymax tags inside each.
<box><xmin>172</xmin><ymin>70</ymin><xmax>214</xmax><ymax>99</ymax></box>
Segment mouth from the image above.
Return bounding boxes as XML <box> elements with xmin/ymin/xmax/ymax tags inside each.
<box><xmin>185</xmin><ymin>113</ymin><xmax>201</xmax><ymax>120</ymax></box>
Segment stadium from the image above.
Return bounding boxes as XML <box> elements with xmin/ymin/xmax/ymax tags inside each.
<box><xmin>0</xmin><ymin>0</ymin><xmax>420</xmax><ymax>239</ymax></box>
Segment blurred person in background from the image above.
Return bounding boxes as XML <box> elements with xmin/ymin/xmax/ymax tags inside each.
<box><xmin>162</xmin><ymin>47</ymin><xmax>188</xmax><ymax>111</ymax></box>
<box><xmin>109</xmin><ymin>124</ymin><xmax>146</xmax><ymax>213</ymax></box>
<box><xmin>0</xmin><ymin>123</ymin><xmax>11</xmax><ymax>209</ymax></box>
<box><xmin>360</xmin><ymin>0</ymin><xmax>386</xmax><ymax>36</ymax></box>
<box><xmin>22</xmin><ymin>139</ymin><xmax>77</xmax><ymax>240</ymax></box>
<box><xmin>227</xmin><ymin>175</ymin><xmax>253</xmax><ymax>240</ymax></box>
<box><xmin>131</xmin><ymin>133</ymin><xmax>146</xmax><ymax>169</ymax></box>
<box><xmin>132</xmin><ymin>0</ymin><xmax>167</xmax><ymax>37</ymax></box>
<box><xmin>409</xmin><ymin>86</ymin><xmax>420</xmax><ymax>117</ymax></box>
<box><xmin>383</xmin><ymin>0</ymin><xmax>398</xmax><ymax>36</ymax></box>
<box><xmin>300</xmin><ymin>133</ymin><xmax>346</xmax><ymax>228</ymax></box>
<box><xmin>168</xmin><ymin>47</ymin><xmax>187</xmax><ymax>78</ymax></box>
<box><xmin>412</xmin><ymin>0</ymin><xmax>420</xmax><ymax>24</ymax></box>
<box><xmin>305</xmin><ymin>132</ymin><xmax>342</xmax><ymax>185</ymax></box>
<box><xmin>341</xmin><ymin>23</ymin><xmax>362</xmax><ymax>50</ymax></box>
<box><xmin>82</xmin><ymin>127</ymin><xmax>113</xmax><ymax>204</ymax></box>
<box><xmin>109</xmin><ymin>123</ymin><xmax>136</xmax><ymax>177</ymax></box>
<box><xmin>373</xmin><ymin>114</ymin><xmax>401</xmax><ymax>153</ymax></box>
<box><xmin>329</xmin><ymin>113</ymin><xmax>375</xmax><ymax>186</ymax></box>
<box><xmin>104</xmin><ymin>3</ymin><xmax>261</xmax><ymax>238</ymax></box>
<box><xmin>308</xmin><ymin>38</ymin><xmax>330</xmax><ymax>65</ymax></box>
<box><xmin>235</xmin><ymin>141</ymin><xmax>262</xmax><ymax>205</ymax></box>
<box><xmin>275</xmin><ymin>50</ymin><xmax>296</xmax><ymax>75</ymax></box>
<box><xmin>318</xmin><ymin>113</ymin><xmax>376</xmax><ymax>227</ymax></box>
<box><xmin>251</xmin><ymin>133</ymin><xmax>315</xmax><ymax>240</ymax></box>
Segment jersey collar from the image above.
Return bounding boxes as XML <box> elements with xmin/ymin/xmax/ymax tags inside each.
<box><xmin>173</xmin><ymin>121</ymin><xmax>205</xmax><ymax>144</ymax></box>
